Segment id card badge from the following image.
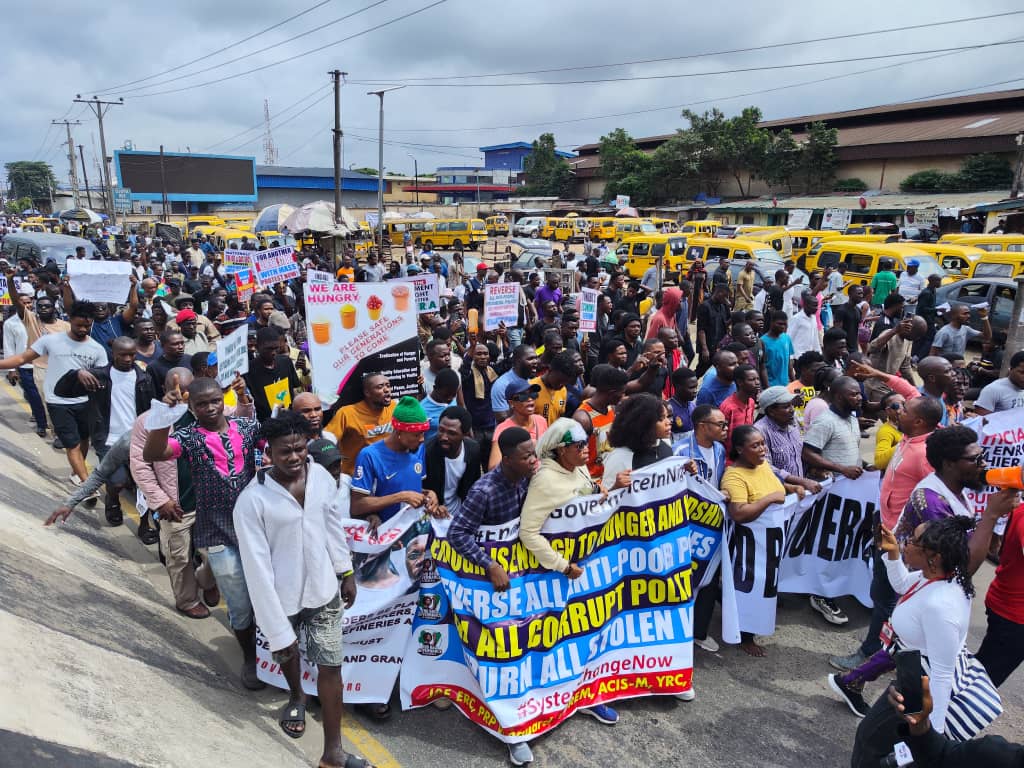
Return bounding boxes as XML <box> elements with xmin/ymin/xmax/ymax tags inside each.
<box><xmin>879</xmin><ymin>620</ymin><xmax>895</xmax><ymax>648</ymax></box>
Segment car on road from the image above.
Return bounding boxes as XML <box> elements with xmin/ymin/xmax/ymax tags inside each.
<box><xmin>0</xmin><ymin>232</ymin><xmax>100</xmax><ymax>269</ymax></box>
<box><xmin>512</xmin><ymin>216</ymin><xmax>547</xmax><ymax>238</ymax></box>
<box><xmin>933</xmin><ymin>277</ymin><xmax>1017</xmax><ymax>336</ymax></box>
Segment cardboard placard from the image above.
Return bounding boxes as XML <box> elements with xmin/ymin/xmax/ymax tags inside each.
<box><xmin>483</xmin><ymin>282</ymin><xmax>519</xmax><ymax>331</ymax></box>
<box><xmin>214</xmin><ymin>325</ymin><xmax>250</xmax><ymax>387</ymax></box>
<box><xmin>66</xmin><ymin>260</ymin><xmax>132</xmax><ymax>304</ymax></box>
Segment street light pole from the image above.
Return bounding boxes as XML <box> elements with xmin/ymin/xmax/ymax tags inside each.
<box><xmin>367</xmin><ymin>86</ymin><xmax>404</xmax><ymax>262</ymax></box>
<box><xmin>407</xmin><ymin>152</ymin><xmax>418</xmax><ymax>205</ymax></box>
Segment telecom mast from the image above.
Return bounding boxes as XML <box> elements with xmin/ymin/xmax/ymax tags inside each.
<box><xmin>262</xmin><ymin>99</ymin><xmax>278</xmax><ymax>166</ymax></box>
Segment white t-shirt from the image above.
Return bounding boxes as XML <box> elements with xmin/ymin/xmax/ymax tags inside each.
<box><xmin>975</xmin><ymin>378</ymin><xmax>1024</xmax><ymax>413</ymax></box>
<box><xmin>697</xmin><ymin>443</ymin><xmax>719</xmax><ymax>487</ymax></box>
<box><xmin>107</xmin><ymin>368</ymin><xmax>137</xmax><ymax>445</ymax></box>
<box><xmin>443</xmin><ymin>443</ymin><xmax>467</xmax><ymax>517</ymax></box>
<box><xmin>30</xmin><ymin>333</ymin><xmax>106</xmax><ymax>405</ymax></box>
<box><xmin>897</xmin><ymin>271</ymin><xmax>925</xmax><ymax>302</ymax></box>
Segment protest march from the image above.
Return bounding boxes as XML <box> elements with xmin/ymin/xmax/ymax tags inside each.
<box><xmin>4</xmin><ymin>6</ymin><xmax>1024</xmax><ymax>766</ymax></box>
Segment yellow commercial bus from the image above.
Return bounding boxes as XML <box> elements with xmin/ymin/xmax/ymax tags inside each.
<box><xmin>419</xmin><ymin>218</ymin><xmax>488</xmax><ymax>250</ymax></box>
<box><xmin>587</xmin><ymin>217</ymin><xmax>618</xmax><ymax>242</ymax></box>
<box><xmin>485</xmin><ymin>215</ymin><xmax>509</xmax><ymax>236</ymax></box>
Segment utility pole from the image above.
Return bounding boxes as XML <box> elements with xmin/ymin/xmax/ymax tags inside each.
<box><xmin>53</xmin><ymin>119</ymin><xmax>82</xmax><ymax>207</ymax></box>
<box><xmin>77</xmin><ymin>145</ymin><xmax>91</xmax><ymax>210</ymax></box>
<box><xmin>330</xmin><ymin>70</ymin><xmax>348</xmax><ymax>223</ymax></box>
<box><xmin>1003</xmin><ymin>276</ymin><xmax>1024</xmax><ymax>376</ymax></box>
<box><xmin>159</xmin><ymin>146</ymin><xmax>169</xmax><ymax>223</ymax></box>
<box><xmin>1011</xmin><ymin>133</ymin><xmax>1024</xmax><ymax>199</ymax></box>
<box><xmin>367</xmin><ymin>86</ymin><xmax>404</xmax><ymax>261</ymax></box>
<box><xmin>407</xmin><ymin>153</ymin><xmax>419</xmax><ymax>205</ymax></box>
<box><xmin>74</xmin><ymin>95</ymin><xmax>123</xmax><ymax>227</ymax></box>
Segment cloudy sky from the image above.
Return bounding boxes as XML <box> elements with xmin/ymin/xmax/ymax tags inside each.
<box><xmin>5</xmin><ymin>0</ymin><xmax>1024</xmax><ymax>189</ymax></box>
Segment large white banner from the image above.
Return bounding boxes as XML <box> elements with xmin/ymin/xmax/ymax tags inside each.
<box><xmin>255</xmin><ymin>506</ymin><xmax>428</xmax><ymax>703</ymax></box>
<box><xmin>725</xmin><ymin>473</ymin><xmax>878</xmax><ymax>636</ymax></box>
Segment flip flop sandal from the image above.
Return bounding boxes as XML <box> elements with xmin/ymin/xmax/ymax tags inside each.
<box><xmin>318</xmin><ymin>756</ymin><xmax>375</xmax><ymax>768</ymax></box>
<box><xmin>279</xmin><ymin>701</ymin><xmax>306</xmax><ymax>739</ymax></box>
<box><xmin>354</xmin><ymin>702</ymin><xmax>391</xmax><ymax>721</ymax></box>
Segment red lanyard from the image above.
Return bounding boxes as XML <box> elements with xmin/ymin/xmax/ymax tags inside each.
<box><xmin>898</xmin><ymin>577</ymin><xmax>940</xmax><ymax>606</ymax></box>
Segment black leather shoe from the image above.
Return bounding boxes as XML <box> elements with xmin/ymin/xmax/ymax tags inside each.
<box><xmin>137</xmin><ymin>512</ymin><xmax>159</xmax><ymax>545</ymax></box>
<box><xmin>104</xmin><ymin>503</ymin><xmax>124</xmax><ymax>526</ymax></box>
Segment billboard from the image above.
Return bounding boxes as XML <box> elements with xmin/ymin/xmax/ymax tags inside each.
<box><xmin>114</xmin><ymin>150</ymin><xmax>257</xmax><ymax>202</ymax></box>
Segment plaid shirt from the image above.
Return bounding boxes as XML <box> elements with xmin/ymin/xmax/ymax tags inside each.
<box><xmin>448</xmin><ymin>466</ymin><xmax>529</xmax><ymax>569</ymax></box>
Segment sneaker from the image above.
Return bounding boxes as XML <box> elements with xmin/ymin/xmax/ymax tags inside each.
<box><xmin>828</xmin><ymin>649</ymin><xmax>867</xmax><ymax>672</ymax></box>
<box><xmin>579</xmin><ymin>703</ymin><xmax>618</xmax><ymax>725</ymax></box>
<box><xmin>694</xmin><ymin>636</ymin><xmax>720</xmax><ymax>653</ymax></box>
<box><xmin>810</xmin><ymin>596</ymin><xmax>849</xmax><ymax>625</ymax></box>
<box><xmin>828</xmin><ymin>673</ymin><xmax>869</xmax><ymax>717</ymax></box>
<box><xmin>508</xmin><ymin>742</ymin><xmax>533</xmax><ymax>766</ymax></box>
<box><xmin>68</xmin><ymin>473</ymin><xmax>83</xmax><ymax>487</ymax></box>
<box><xmin>674</xmin><ymin>688</ymin><xmax>695</xmax><ymax>701</ymax></box>
<box><xmin>432</xmin><ymin>697</ymin><xmax>453</xmax><ymax>710</ymax></box>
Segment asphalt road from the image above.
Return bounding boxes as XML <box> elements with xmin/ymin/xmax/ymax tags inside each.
<box><xmin>0</xmin><ymin>378</ymin><xmax>1019</xmax><ymax>768</ymax></box>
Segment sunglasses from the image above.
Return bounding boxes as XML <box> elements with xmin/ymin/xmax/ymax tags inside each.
<box><xmin>564</xmin><ymin>440</ymin><xmax>587</xmax><ymax>451</ymax></box>
<box><xmin>700</xmin><ymin>420</ymin><xmax>729</xmax><ymax>429</ymax></box>
<box><xmin>510</xmin><ymin>393</ymin><xmax>540</xmax><ymax>402</ymax></box>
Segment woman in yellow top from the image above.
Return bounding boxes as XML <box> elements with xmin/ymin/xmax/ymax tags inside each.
<box><xmin>873</xmin><ymin>392</ymin><xmax>905</xmax><ymax>470</ymax></box>
<box><xmin>721</xmin><ymin>424</ymin><xmax>818</xmax><ymax>657</ymax></box>
<box><xmin>518</xmin><ymin>418</ymin><xmax>631</xmax><ymax>728</ymax></box>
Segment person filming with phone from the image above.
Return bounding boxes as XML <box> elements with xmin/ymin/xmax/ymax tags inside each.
<box><xmin>851</xmin><ymin>516</ymin><xmax>1002</xmax><ymax>767</ymax></box>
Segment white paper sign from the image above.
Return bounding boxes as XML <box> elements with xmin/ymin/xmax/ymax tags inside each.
<box><xmin>307</xmin><ymin>269</ymin><xmax>334</xmax><ymax>285</ymax></box>
<box><xmin>787</xmin><ymin>209</ymin><xmax>813</xmax><ymax>228</ymax></box>
<box><xmin>214</xmin><ymin>325</ymin><xmax>250</xmax><ymax>387</ymax></box>
<box><xmin>400</xmin><ymin>273</ymin><xmax>440</xmax><ymax>314</ymax></box>
<box><xmin>483</xmin><ymin>282</ymin><xmax>519</xmax><ymax>331</ymax></box>
<box><xmin>67</xmin><ymin>260</ymin><xmax>132</xmax><ymax>304</ymax></box>
<box><xmin>251</xmin><ymin>245</ymin><xmax>301</xmax><ymax>288</ymax></box>
<box><xmin>222</xmin><ymin>248</ymin><xmax>253</xmax><ymax>275</ymax></box>
<box><xmin>578</xmin><ymin>287</ymin><xmax>599</xmax><ymax>332</ymax></box>
<box><xmin>821</xmin><ymin>208</ymin><xmax>852</xmax><ymax>231</ymax></box>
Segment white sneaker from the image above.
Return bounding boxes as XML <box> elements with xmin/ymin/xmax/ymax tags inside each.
<box><xmin>810</xmin><ymin>595</ymin><xmax>849</xmax><ymax>625</ymax></box>
<box><xmin>694</xmin><ymin>636</ymin><xmax>720</xmax><ymax>653</ymax></box>
<box><xmin>508</xmin><ymin>741</ymin><xmax>533</xmax><ymax>765</ymax></box>
<box><xmin>69</xmin><ymin>473</ymin><xmax>84</xmax><ymax>488</ymax></box>
<box><xmin>675</xmin><ymin>688</ymin><xmax>695</xmax><ymax>701</ymax></box>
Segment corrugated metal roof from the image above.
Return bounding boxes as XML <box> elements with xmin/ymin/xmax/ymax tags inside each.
<box><xmin>707</xmin><ymin>190</ymin><xmax>1007</xmax><ymax>213</ymax></box>
<box><xmin>760</xmin><ymin>88</ymin><xmax>1024</xmax><ymax>129</ymax></box>
<box><xmin>788</xmin><ymin>110</ymin><xmax>1024</xmax><ymax>147</ymax></box>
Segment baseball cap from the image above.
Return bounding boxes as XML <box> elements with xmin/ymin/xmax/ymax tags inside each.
<box><xmin>507</xmin><ymin>382</ymin><xmax>541</xmax><ymax>401</ymax></box>
<box><xmin>906</xmin><ymin>259</ymin><xmax>920</xmax><ymax>267</ymax></box>
<box><xmin>758</xmin><ymin>385</ymin><xmax>800</xmax><ymax>410</ymax></box>
<box><xmin>476</xmin><ymin>262</ymin><xmax>489</xmax><ymax>273</ymax></box>
<box><xmin>406</xmin><ymin>263</ymin><xmax>422</xmax><ymax>274</ymax></box>
<box><xmin>308</xmin><ymin>439</ymin><xmax>342</xmax><ymax>469</ymax></box>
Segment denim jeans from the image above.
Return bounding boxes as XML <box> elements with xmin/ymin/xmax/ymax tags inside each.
<box><xmin>506</xmin><ymin>326</ymin><xmax>524</xmax><ymax>351</ymax></box>
<box><xmin>18</xmin><ymin>368</ymin><xmax>47</xmax><ymax>431</ymax></box>
<box><xmin>203</xmin><ymin>545</ymin><xmax>254</xmax><ymax>630</ymax></box>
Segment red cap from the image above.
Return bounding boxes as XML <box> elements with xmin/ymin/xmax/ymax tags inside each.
<box><xmin>175</xmin><ymin>309</ymin><xmax>197</xmax><ymax>323</ymax></box>
<box><xmin>476</xmin><ymin>263</ymin><xmax>489</xmax><ymax>272</ymax></box>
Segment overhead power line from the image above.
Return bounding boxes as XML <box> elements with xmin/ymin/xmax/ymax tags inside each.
<box><xmin>123</xmin><ymin>0</ymin><xmax>449</xmax><ymax>99</ymax></box>
<box><xmin>111</xmin><ymin>0</ymin><xmax>389</xmax><ymax>97</ymax></box>
<box><xmin>93</xmin><ymin>0</ymin><xmax>337</xmax><ymax>94</ymax></box>
<box><xmin>344</xmin><ymin>36</ymin><xmax>1024</xmax><ymax>135</ymax></box>
<box><xmin>224</xmin><ymin>91</ymin><xmax>335</xmax><ymax>154</ymax></box>
<box><xmin>350</xmin><ymin>40</ymin><xmax>1024</xmax><ymax>88</ymax></box>
<box><xmin>348</xmin><ymin>10</ymin><xmax>1024</xmax><ymax>83</ymax></box>
<box><xmin>202</xmin><ymin>82</ymin><xmax>332</xmax><ymax>152</ymax></box>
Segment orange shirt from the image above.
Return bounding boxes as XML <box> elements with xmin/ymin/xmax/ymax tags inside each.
<box><xmin>578</xmin><ymin>400</ymin><xmax>616</xmax><ymax>479</ymax></box>
<box><xmin>325</xmin><ymin>399</ymin><xmax>396</xmax><ymax>476</ymax></box>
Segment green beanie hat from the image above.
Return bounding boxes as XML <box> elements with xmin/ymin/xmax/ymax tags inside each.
<box><xmin>391</xmin><ymin>395</ymin><xmax>429</xmax><ymax>432</ymax></box>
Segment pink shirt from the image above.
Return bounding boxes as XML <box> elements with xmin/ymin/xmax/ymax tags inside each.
<box><xmin>880</xmin><ymin>432</ymin><xmax>933</xmax><ymax>528</ymax></box>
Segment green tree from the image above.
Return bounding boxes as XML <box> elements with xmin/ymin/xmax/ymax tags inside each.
<box><xmin>648</xmin><ymin>131</ymin><xmax>701</xmax><ymax>203</ymax></box>
<box><xmin>4</xmin><ymin>196</ymin><xmax>35</xmax><ymax>215</ymax></box>
<box><xmin>957</xmin><ymin>154</ymin><xmax>1013</xmax><ymax>191</ymax></box>
<box><xmin>799</xmin><ymin>121</ymin><xmax>838</xmax><ymax>193</ymax></box>
<box><xmin>5</xmin><ymin>161</ymin><xmax>58</xmax><ymax>201</ymax></box>
<box><xmin>721</xmin><ymin>107</ymin><xmax>769</xmax><ymax>197</ymax></box>
<box><xmin>352</xmin><ymin>167</ymin><xmax>380</xmax><ymax>176</ymax></box>
<box><xmin>597</xmin><ymin>128</ymin><xmax>654</xmax><ymax>204</ymax></box>
<box><xmin>759</xmin><ymin>129</ymin><xmax>802</xmax><ymax>194</ymax></box>
<box><xmin>680</xmin><ymin>109</ymin><xmax>729</xmax><ymax>196</ymax></box>
<box><xmin>521</xmin><ymin>133</ymin><xmax>575</xmax><ymax>197</ymax></box>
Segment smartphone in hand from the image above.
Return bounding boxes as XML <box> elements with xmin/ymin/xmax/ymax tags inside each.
<box><xmin>895</xmin><ymin>650</ymin><xmax>924</xmax><ymax>715</ymax></box>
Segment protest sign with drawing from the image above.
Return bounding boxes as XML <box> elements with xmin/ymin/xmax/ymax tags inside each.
<box><xmin>250</xmin><ymin>245</ymin><xmax>300</xmax><ymax>287</ymax></box>
<box><xmin>214</xmin><ymin>325</ymin><xmax>250</xmax><ymax>387</ymax></box>
<box><xmin>483</xmin><ymin>282</ymin><xmax>519</xmax><ymax>331</ymax></box>
<box><xmin>304</xmin><ymin>281</ymin><xmax>419</xmax><ymax>405</ymax></box>
<box><xmin>234</xmin><ymin>269</ymin><xmax>256</xmax><ymax>303</ymax></box>
<box><xmin>66</xmin><ymin>260</ymin><xmax>132</xmax><ymax>304</ymax></box>
<box><xmin>0</xmin><ymin>277</ymin><xmax>10</xmax><ymax>307</ymax></box>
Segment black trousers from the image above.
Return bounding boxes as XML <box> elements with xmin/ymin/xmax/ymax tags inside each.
<box><xmin>975</xmin><ymin>607</ymin><xmax>1024</xmax><ymax>688</ymax></box>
